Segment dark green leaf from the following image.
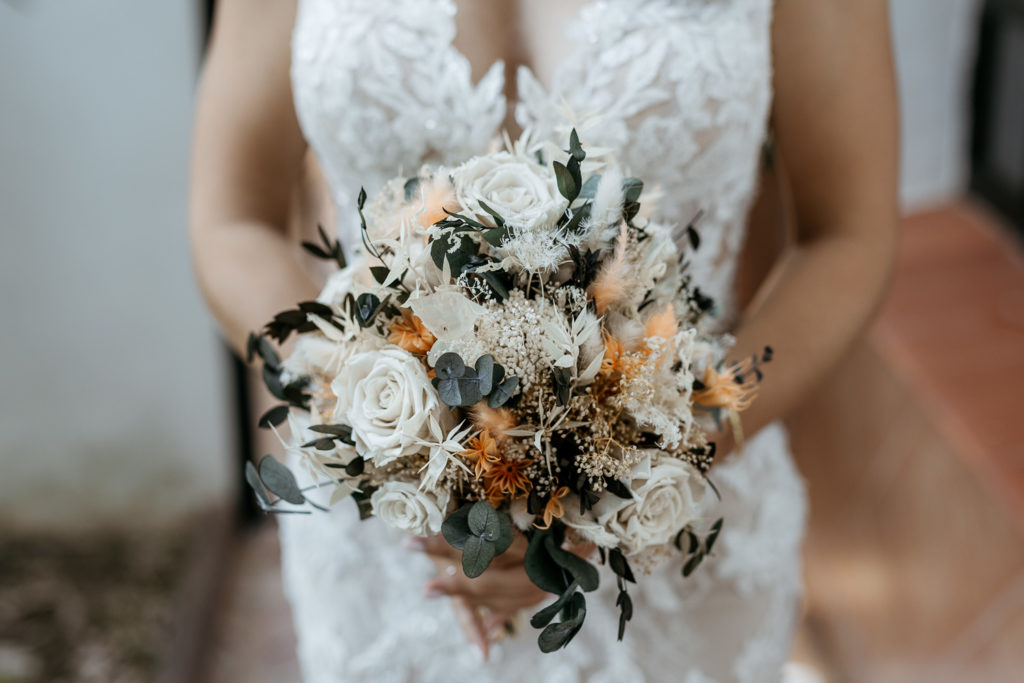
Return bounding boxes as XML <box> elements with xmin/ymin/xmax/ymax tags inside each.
<box><xmin>525</xmin><ymin>529</ymin><xmax>571</xmax><ymax>594</ymax></box>
<box><xmin>298</xmin><ymin>301</ymin><xmax>334</xmax><ymax>318</ymax></box>
<box><xmin>622</xmin><ymin>177</ymin><xmax>643</xmax><ymax>203</ymax></box>
<box><xmin>257</xmin><ymin>455</ymin><xmax>305</xmax><ymax>505</ymax></box>
<box><xmin>493</xmin><ymin>512</ymin><xmax>514</xmax><ymax>555</ymax></box>
<box><xmin>258</xmin><ymin>405</ymin><xmax>289</xmax><ymax>429</ymax></box>
<box><xmin>475</xmin><ymin>355</ymin><xmax>495</xmax><ymax>395</ymax></box>
<box><xmin>245</xmin><ymin>461</ymin><xmax>270</xmax><ymax>506</ymax></box>
<box><xmin>344</xmin><ymin>458</ymin><xmax>364</xmax><ymax>477</ymax></box>
<box><xmin>537</xmin><ymin>592</ymin><xmax>586</xmax><ymax>652</ymax></box>
<box><xmin>530</xmin><ymin>580</ymin><xmax>579</xmax><ymax>628</ymax></box>
<box><xmin>604</xmin><ymin>478</ymin><xmax>633</xmax><ymax>499</ymax></box>
<box><xmin>568</xmin><ymin>129</ymin><xmax>586</xmax><ymax>162</ymax></box>
<box><xmin>481</xmin><ymin>226</ymin><xmax>507</xmax><ymax>246</ymax></box>
<box><xmin>441</xmin><ymin>504</ymin><xmax>474</xmax><ymax>550</ymax></box>
<box><xmin>436</xmin><ymin>378</ymin><xmax>462</xmax><ymax>407</ymax></box>
<box><xmin>455</xmin><ymin>377</ymin><xmax>483</xmax><ymax>405</ymax></box>
<box><xmin>462</xmin><ymin>534</ymin><xmax>496</xmax><ymax>578</ymax></box>
<box><xmin>608</xmin><ymin>548</ymin><xmax>636</xmax><ymax>583</ymax></box>
<box><xmin>477</xmin><ymin>200</ymin><xmax>506</xmax><ymax>228</ymax></box>
<box><xmin>705</xmin><ymin>518</ymin><xmax>723</xmax><ymax>554</ymax></box>
<box><xmin>301</xmin><ymin>241</ymin><xmax>331</xmax><ymax>260</ymax></box>
<box><xmin>468</xmin><ymin>500</ymin><xmax>500</xmax><ymax>538</ymax></box>
<box><xmin>487</xmin><ymin>376</ymin><xmax>519</xmax><ymax>408</ymax></box>
<box><xmin>682</xmin><ymin>553</ymin><xmax>704</xmax><ymax>577</ymax></box>
<box><xmin>545</xmin><ymin>534</ymin><xmax>599</xmax><ymax>592</ymax></box>
<box><xmin>616</xmin><ymin>589</ymin><xmax>633</xmax><ymax>641</ymax></box>
<box><xmin>403</xmin><ymin>176</ymin><xmax>422</xmax><ymax>201</ymax></box>
<box><xmin>578</xmin><ymin>174</ymin><xmax>601</xmax><ymax>199</ymax></box>
<box><xmin>686</xmin><ymin>224</ymin><xmax>701</xmax><ymax>250</ymax></box>
<box><xmin>553</xmin><ymin>161</ymin><xmax>577</xmax><ymax>202</ymax></box>
<box><xmin>350</xmin><ymin>483</ymin><xmax>376</xmax><ymax>520</ymax></box>
<box><xmin>435</xmin><ymin>352</ymin><xmax>466</xmax><ymax>380</ymax></box>
<box><xmin>369</xmin><ymin>266</ymin><xmax>391</xmax><ymax>285</ymax></box>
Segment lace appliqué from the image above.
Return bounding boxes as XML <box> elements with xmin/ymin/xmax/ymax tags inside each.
<box><xmin>287</xmin><ymin>1</ymin><xmax>805</xmax><ymax>681</ymax></box>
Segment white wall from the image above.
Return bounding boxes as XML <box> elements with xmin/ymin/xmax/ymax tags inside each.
<box><xmin>0</xmin><ymin>1</ymin><xmax>232</xmax><ymax>530</ymax></box>
<box><xmin>890</xmin><ymin>0</ymin><xmax>984</xmax><ymax>210</ymax></box>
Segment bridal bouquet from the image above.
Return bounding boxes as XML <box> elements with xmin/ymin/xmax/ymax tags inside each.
<box><xmin>245</xmin><ymin>131</ymin><xmax>769</xmax><ymax>652</ymax></box>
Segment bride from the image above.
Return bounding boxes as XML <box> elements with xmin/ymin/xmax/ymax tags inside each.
<box><xmin>189</xmin><ymin>0</ymin><xmax>898</xmax><ymax>680</ymax></box>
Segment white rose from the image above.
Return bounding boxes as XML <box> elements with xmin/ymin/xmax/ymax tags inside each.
<box><xmin>370</xmin><ymin>481</ymin><xmax>449</xmax><ymax>536</ymax></box>
<box><xmin>331</xmin><ymin>346</ymin><xmax>440</xmax><ymax>466</ymax></box>
<box><xmin>452</xmin><ymin>151</ymin><xmax>566</xmax><ymax>231</ymax></box>
<box><xmin>565</xmin><ymin>454</ymin><xmax>707</xmax><ymax>556</ymax></box>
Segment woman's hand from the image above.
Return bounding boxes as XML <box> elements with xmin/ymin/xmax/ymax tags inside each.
<box><xmin>406</xmin><ymin>533</ymin><xmax>547</xmax><ymax>659</ymax></box>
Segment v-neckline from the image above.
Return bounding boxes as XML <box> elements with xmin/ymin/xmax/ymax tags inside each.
<box><xmin>443</xmin><ymin>0</ymin><xmax>605</xmax><ymax>105</ymax></box>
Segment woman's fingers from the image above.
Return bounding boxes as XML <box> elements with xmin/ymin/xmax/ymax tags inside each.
<box><xmin>407</xmin><ymin>532</ymin><xmax>531</xmax><ymax>568</ymax></box>
<box><xmin>450</xmin><ymin>596</ymin><xmax>490</xmax><ymax>660</ymax></box>
<box><xmin>424</xmin><ymin>566</ymin><xmax>548</xmax><ymax>610</ymax></box>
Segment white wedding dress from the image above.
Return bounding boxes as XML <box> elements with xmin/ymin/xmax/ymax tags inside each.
<box><xmin>280</xmin><ymin>1</ymin><xmax>808</xmax><ymax>681</ymax></box>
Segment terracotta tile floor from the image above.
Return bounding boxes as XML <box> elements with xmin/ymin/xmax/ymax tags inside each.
<box><xmin>874</xmin><ymin>201</ymin><xmax>1024</xmax><ymax>525</ymax></box>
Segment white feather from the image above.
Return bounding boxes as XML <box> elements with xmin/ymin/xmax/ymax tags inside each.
<box><xmin>590</xmin><ymin>165</ymin><xmax>624</xmax><ymax>230</ymax></box>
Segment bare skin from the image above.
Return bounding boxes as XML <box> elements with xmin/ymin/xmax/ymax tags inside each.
<box><xmin>190</xmin><ymin>0</ymin><xmax>898</xmax><ymax>660</ymax></box>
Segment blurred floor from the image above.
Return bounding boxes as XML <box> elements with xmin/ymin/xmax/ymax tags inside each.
<box><xmin>202</xmin><ymin>200</ymin><xmax>1024</xmax><ymax>682</ymax></box>
<box><xmin>201</xmin><ymin>525</ymin><xmax>301</xmax><ymax>683</ymax></box>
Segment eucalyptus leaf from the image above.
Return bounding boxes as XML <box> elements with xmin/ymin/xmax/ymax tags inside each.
<box><xmin>257</xmin><ymin>455</ymin><xmax>305</xmax><ymax>505</ymax></box>
<box><xmin>462</xmin><ymin>534</ymin><xmax>496</xmax><ymax>578</ymax></box>
<box><xmin>477</xmin><ymin>200</ymin><xmax>506</xmax><ymax>228</ymax></box>
<box><xmin>530</xmin><ymin>579</ymin><xmax>579</xmax><ymax>628</ymax></box>
<box><xmin>487</xmin><ymin>376</ymin><xmax>519</xmax><ymax>408</ymax></box>
<box><xmin>578</xmin><ymin>174</ymin><xmax>601</xmax><ymax>199</ymax></box>
<box><xmin>475</xmin><ymin>355</ymin><xmax>495</xmax><ymax>395</ymax></box>
<box><xmin>244</xmin><ymin>461</ymin><xmax>270</xmax><ymax>506</ymax></box>
<box><xmin>545</xmin><ymin>534</ymin><xmax>599</xmax><ymax>592</ymax></box>
<box><xmin>257</xmin><ymin>405</ymin><xmax>289</xmax><ymax>429</ymax></box>
<box><xmin>537</xmin><ymin>592</ymin><xmax>586</xmax><ymax>652</ymax></box>
<box><xmin>434</xmin><ymin>352</ymin><xmax>466</xmax><ymax>380</ymax></box>
<box><xmin>553</xmin><ymin>161</ymin><xmax>577</xmax><ymax>201</ymax></box>
<box><xmin>608</xmin><ymin>548</ymin><xmax>636</xmax><ymax>583</ymax></box>
<box><xmin>435</xmin><ymin>378</ymin><xmax>463</xmax><ymax>407</ymax></box>
<box><xmin>441</xmin><ymin>504</ymin><xmax>474</xmax><ymax>550</ymax></box>
<box><xmin>467</xmin><ymin>500</ymin><xmax>500</xmax><ymax>538</ymax></box>
<box><xmin>705</xmin><ymin>518</ymin><xmax>723</xmax><ymax>554</ymax></box>
<box><xmin>525</xmin><ymin>529</ymin><xmax>571</xmax><ymax>595</ymax></box>
<box><xmin>622</xmin><ymin>177</ymin><xmax>644</xmax><ymax>203</ymax></box>
<box><xmin>682</xmin><ymin>552</ymin><xmax>704</xmax><ymax>578</ymax></box>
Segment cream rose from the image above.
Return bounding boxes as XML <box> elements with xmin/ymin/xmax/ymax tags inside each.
<box><xmin>370</xmin><ymin>481</ymin><xmax>449</xmax><ymax>536</ymax></box>
<box><xmin>331</xmin><ymin>346</ymin><xmax>440</xmax><ymax>466</ymax></box>
<box><xmin>565</xmin><ymin>454</ymin><xmax>707</xmax><ymax>556</ymax></box>
<box><xmin>451</xmin><ymin>151</ymin><xmax>566</xmax><ymax>231</ymax></box>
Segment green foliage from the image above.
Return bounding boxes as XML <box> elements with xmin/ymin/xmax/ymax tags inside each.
<box><xmin>431</xmin><ymin>353</ymin><xmax>517</xmax><ymax>408</ymax></box>
<box><xmin>441</xmin><ymin>501</ymin><xmax>514</xmax><ymax>578</ymax></box>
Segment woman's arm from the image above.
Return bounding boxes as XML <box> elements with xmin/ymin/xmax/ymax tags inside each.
<box><xmin>724</xmin><ymin>0</ymin><xmax>899</xmax><ymax>444</ymax></box>
<box><xmin>189</xmin><ymin>0</ymin><xmax>317</xmax><ymax>356</ymax></box>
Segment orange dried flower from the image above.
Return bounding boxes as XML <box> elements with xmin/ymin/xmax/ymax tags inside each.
<box><xmin>535</xmin><ymin>486</ymin><xmax>570</xmax><ymax>530</ymax></box>
<box><xmin>387</xmin><ymin>309</ymin><xmax>435</xmax><ymax>355</ymax></box>
<box><xmin>460</xmin><ymin>431</ymin><xmax>500</xmax><ymax>479</ymax></box>
<box><xmin>692</xmin><ymin>359</ymin><xmax>759</xmax><ymax>412</ymax></box>
<box><xmin>483</xmin><ymin>456</ymin><xmax>533</xmax><ymax>500</ymax></box>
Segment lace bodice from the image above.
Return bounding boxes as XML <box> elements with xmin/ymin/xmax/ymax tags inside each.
<box><xmin>291</xmin><ymin>0</ymin><xmax>774</xmax><ymax>321</ymax></box>
<box><xmin>285</xmin><ymin>2</ymin><xmax>807</xmax><ymax>681</ymax></box>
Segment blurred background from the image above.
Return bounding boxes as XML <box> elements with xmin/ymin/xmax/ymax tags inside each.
<box><xmin>0</xmin><ymin>1</ymin><xmax>1021</xmax><ymax>681</ymax></box>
